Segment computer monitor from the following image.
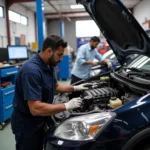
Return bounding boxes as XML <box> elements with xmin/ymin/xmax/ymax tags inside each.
<box><xmin>0</xmin><ymin>48</ymin><xmax>9</xmax><ymax>62</ymax></box>
<box><xmin>8</xmin><ymin>45</ymin><xmax>28</xmax><ymax>60</ymax></box>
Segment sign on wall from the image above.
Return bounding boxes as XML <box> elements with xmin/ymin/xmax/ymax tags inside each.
<box><xmin>15</xmin><ymin>37</ymin><xmax>20</xmax><ymax>45</ymax></box>
<box><xmin>76</xmin><ymin>37</ymin><xmax>91</xmax><ymax>49</ymax></box>
<box><xmin>20</xmin><ymin>34</ymin><xmax>26</xmax><ymax>45</ymax></box>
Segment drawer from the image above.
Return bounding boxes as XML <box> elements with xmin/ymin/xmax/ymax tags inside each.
<box><xmin>0</xmin><ymin>67</ymin><xmax>18</xmax><ymax>78</ymax></box>
<box><xmin>0</xmin><ymin>100</ymin><xmax>13</xmax><ymax>122</ymax></box>
<box><xmin>1</xmin><ymin>86</ymin><xmax>15</xmax><ymax>103</ymax></box>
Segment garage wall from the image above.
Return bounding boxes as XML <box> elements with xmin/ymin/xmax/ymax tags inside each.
<box><xmin>44</xmin><ymin>18</ymin><xmax>48</xmax><ymax>38</ymax></box>
<box><xmin>64</xmin><ymin>19</ymin><xmax>76</xmax><ymax>52</ymax></box>
<box><xmin>48</xmin><ymin>17</ymin><xmax>91</xmax><ymax>52</ymax></box>
<box><xmin>0</xmin><ymin>1</ymin><xmax>7</xmax><ymax>47</ymax></box>
<box><xmin>9</xmin><ymin>3</ymin><xmax>36</xmax><ymax>46</ymax></box>
<box><xmin>133</xmin><ymin>0</ymin><xmax>150</xmax><ymax>26</ymax></box>
<box><xmin>0</xmin><ymin>0</ymin><xmax>36</xmax><ymax>47</ymax></box>
<box><xmin>48</xmin><ymin>20</ymin><xmax>60</xmax><ymax>36</ymax></box>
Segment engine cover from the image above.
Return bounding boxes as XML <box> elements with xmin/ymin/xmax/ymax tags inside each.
<box><xmin>81</xmin><ymin>87</ymin><xmax>118</xmax><ymax>100</ymax></box>
<box><xmin>80</xmin><ymin>87</ymin><xmax>118</xmax><ymax>111</ymax></box>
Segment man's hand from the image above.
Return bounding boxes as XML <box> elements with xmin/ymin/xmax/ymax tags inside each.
<box><xmin>92</xmin><ymin>62</ymin><xmax>99</xmax><ymax>66</ymax></box>
<box><xmin>102</xmin><ymin>60</ymin><xmax>112</xmax><ymax>68</ymax></box>
<box><xmin>73</xmin><ymin>83</ymin><xmax>92</xmax><ymax>91</ymax></box>
<box><xmin>64</xmin><ymin>98</ymin><xmax>82</xmax><ymax>110</ymax></box>
<box><xmin>106</xmin><ymin>61</ymin><xmax>112</xmax><ymax>68</ymax></box>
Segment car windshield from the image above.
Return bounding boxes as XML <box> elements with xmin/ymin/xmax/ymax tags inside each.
<box><xmin>123</xmin><ymin>30</ymin><xmax>150</xmax><ymax>70</ymax></box>
<box><xmin>94</xmin><ymin>30</ymin><xmax>150</xmax><ymax>64</ymax></box>
<box><xmin>103</xmin><ymin>50</ymin><xmax>116</xmax><ymax>60</ymax></box>
<box><xmin>127</xmin><ymin>55</ymin><xmax>150</xmax><ymax>71</ymax></box>
<box><xmin>93</xmin><ymin>49</ymin><xmax>116</xmax><ymax>62</ymax></box>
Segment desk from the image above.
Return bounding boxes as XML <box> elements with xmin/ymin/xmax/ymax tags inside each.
<box><xmin>0</xmin><ymin>62</ymin><xmax>25</xmax><ymax>69</ymax></box>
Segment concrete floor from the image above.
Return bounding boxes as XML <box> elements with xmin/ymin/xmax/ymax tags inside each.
<box><xmin>0</xmin><ymin>80</ymin><xmax>70</xmax><ymax>150</ymax></box>
<box><xmin>0</xmin><ymin>120</ymin><xmax>16</xmax><ymax>150</ymax></box>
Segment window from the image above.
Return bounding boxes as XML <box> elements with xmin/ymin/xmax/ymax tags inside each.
<box><xmin>76</xmin><ymin>20</ymin><xmax>100</xmax><ymax>37</ymax></box>
<box><xmin>9</xmin><ymin>10</ymin><xmax>20</xmax><ymax>23</ymax></box>
<box><xmin>9</xmin><ymin>10</ymin><xmax>28</xmax><ymax>25</ymax></box>
<box><xmin>21</xmin><ymin>15</ymin><xmax>28</xmax><ymax>25</ymax></box>
<box><xmin>0</xmin><ymin>6</ymin><xmax>4</xmax><ymax>18</ymax></box>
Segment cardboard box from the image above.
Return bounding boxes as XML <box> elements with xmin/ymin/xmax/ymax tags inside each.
<box><xmin>32</xmin><ymin>42</ymin><xmax>38</xmax><ymax>50</ymax></box>
<box><xmin>64</xmin><ymin>48</ymin><xmax>69</xmax><ymax>55</ymax></box>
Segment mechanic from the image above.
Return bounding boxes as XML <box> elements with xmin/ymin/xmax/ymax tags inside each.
<box><xmin>71</xmin><ymin>36</ymin><xmax>112</xmax><ymax>84</ymax></box>
<box><xmin>11</xmin><ymin>35</ymin><xmax>89</xmax><ymax>150</ymax></box>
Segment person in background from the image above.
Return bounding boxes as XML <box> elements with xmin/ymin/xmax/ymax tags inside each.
<box><xmin>11</xmin><ymin>35</ymin><xmax>90</xmax><ymax>150</ymax></box>
<box><xmin>71</xmin><ymin>36</ymin><xmax>112</xmax><ymax>84</ymax></box>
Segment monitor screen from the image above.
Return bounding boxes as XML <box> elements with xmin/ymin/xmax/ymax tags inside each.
<box><xmin>8</xmin><ymin>46</ymin><xmax>28</xmax><ymax>60</ymax></box>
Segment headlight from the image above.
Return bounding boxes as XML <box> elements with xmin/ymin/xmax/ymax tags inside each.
<box><xmin>54</xmin><ymin>112</ymin><xmax>116</xmax><ymax>141</ymax></box>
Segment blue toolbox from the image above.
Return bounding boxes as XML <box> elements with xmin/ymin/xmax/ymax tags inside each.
<box><xmin>0</xmin><ymin>66</ymin><xmax>18</xmax><ymax>130</ymax></box>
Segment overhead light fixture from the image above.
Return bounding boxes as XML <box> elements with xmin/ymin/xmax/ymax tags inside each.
<box><xmin>70</xmin><ymin>4</ymin><xmax>84</xmax><ymax>9</ymax></box>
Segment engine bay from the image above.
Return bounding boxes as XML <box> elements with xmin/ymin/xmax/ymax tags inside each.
<box><xmin>51</xmin><ymin>70</ymin><xmax>147</xmax><ymax>124</ymax></box>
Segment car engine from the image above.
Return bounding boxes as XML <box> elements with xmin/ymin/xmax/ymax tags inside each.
<box><xmin>52</xmin><ymin>75</ymin><xmax>143</xmax><ymax>124</ymax></box>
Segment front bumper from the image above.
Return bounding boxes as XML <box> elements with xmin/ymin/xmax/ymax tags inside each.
<box><xmin>45</xmin><ymin>137</ymin><xmax>125</xmax><ymax>150</ymax></box>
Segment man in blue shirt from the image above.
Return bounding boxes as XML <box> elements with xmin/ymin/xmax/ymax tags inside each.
<box><xmin>71</xmin><ymin>36</ymin><xmax>112</xmax><ymax>84</ymax></box>
<box><xmin>11</xmin><ymin>35</ymin><xmax>90</xmax><ymax>150</ymax></box>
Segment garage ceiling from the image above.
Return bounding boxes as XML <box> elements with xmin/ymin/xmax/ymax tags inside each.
<box><xmin>21</xmin><ymin>0</ymin><xmax>82</xmax><ymax>13</ymax></box>
<box><xmin>20</xmin><ymin>0</ymin><xmax>142</xmax><ymax>19</ymax></box>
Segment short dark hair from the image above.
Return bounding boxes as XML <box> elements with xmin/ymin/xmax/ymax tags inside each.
<box><xmin>90</xmin><ymin>36</ymin><xmax>100</xmax><ymax>43</ymax></box>
<box><xmin>42</xmin><ymin>35</ymin><xmax>67</xmax><ymax>52</ymax></box>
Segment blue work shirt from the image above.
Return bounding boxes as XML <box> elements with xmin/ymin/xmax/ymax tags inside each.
<box><xmin>71</xmin><ymin>43</ymin><xmax>104</xmax><ymax>79</ymax></box>
<box><xmin>11</xmin><ymin>53</ymin><xmax>56</xmax><ymax>134</ymax></box>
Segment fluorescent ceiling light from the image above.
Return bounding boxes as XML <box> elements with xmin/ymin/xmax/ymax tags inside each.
<box><xmin>70</xmin><ymin>4</ymin><xmax>84</xmax><ymax>9</ymax></box>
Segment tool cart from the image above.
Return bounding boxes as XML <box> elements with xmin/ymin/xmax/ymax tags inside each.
<box><xmin>0</xmin><ymin>66</ymin><xmax>18</xmax><ymax>130</ymax></box>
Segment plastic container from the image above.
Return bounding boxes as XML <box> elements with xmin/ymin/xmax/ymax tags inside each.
<box><xmin>109</xmin><ymin>97</ymin><xmax>122</xmax><ymax>108</ymax></box>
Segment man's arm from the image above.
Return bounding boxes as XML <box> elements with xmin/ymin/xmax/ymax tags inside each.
<box><xmin>28</xmin><ymin>100</ymin><xmax>66</xmax><ymax>116</ymax></box>
<box><xmin>77</xmin><ymin>47</ymin><xmax>95</xmax><ymax>66</ymax></box>
<box><xmin>56</xmin><ymin>83</ymin><xmax>92</xmax><ymax>93</ymax></box>
<box><xmin>23</xmin><ymin>73</ymin><xmax>66</xmax><ymax>116</ymax></box>
<box><xmin>83</xmin><ymin>61</ymin><xmax>97</xmax><ymax>65</ymax></box>
<box><xmin>95</xmin><ymin>49</ymin><xmax>104</xmax><ymax>63</ymax></box>
<box><xmin>101</xmin><ymin>59</ymin><xmax>109</xmax><ymax>65</ymax></box>
<box><xmin>56</xmin><ymin>83</ymin><xmax>74</xmax><ymax>93</ymax></box>
<box><xmin>28</xmin><ymin>97</ymin><xmax>82</xmax><ymax>116</ymax></box>
<box><xmin>95</xmin><ymin>50</ymin><xmax>112</xmax><ymax>67</ymax></box>
<box><xmin>23</xmin><ymin>73</ymin><xmax>82</xmax><ymax>117</ymax></box>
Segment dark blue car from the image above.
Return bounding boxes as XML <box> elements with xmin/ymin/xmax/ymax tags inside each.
<box><xmin>90</xmin><ymin>50</ymin><xmax>120</xmax><ymax>77</ymax></box>
<box><xmin>90</xmin><ymin>29</ymin><xmax>150</xmax><ymax>78</ymax></box>
<box><xmin>90</xmin><ymin>50</ymin><xmax>139</xmax><ymax>77</ymax></box>
<box><xmin>45</xmin><ymin>0</ymin><xmax>150</xmax><ymax>150</ymax></box>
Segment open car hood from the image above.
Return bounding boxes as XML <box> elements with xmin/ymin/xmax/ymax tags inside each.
<box><xmin>76</xmin><ymin>0</ymin><xmax>150</xmax><ymax>65</ymax></box>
